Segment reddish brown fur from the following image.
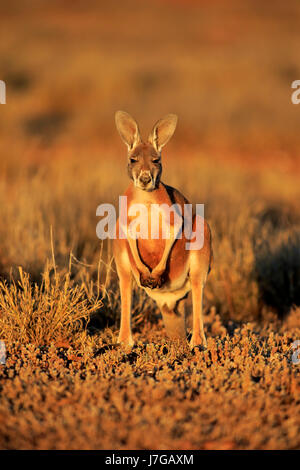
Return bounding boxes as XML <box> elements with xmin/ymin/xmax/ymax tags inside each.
<box><xmin>113</xmin><ymin>111</ymin><xmax>213</xmax><ymax>347</ymax></box>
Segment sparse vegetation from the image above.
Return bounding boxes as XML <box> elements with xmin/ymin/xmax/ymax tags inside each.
<box><xmin>0</xmin><ymin>265</ymin><xmax>102</xmax><ymax>345</ymax></box>
<box><xmin>0</xmin><ymin>308</ymin><xmax>299</xmax><ymax>450</ymax></box>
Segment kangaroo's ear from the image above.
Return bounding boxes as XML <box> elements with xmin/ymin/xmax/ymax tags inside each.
<box><xmin>115</xmin><ymin>111</ymin><xmax>141</xmax><ymax>150</ymax></box>
<box><xmin>148</xmin><ymin>114</ymin><xmax>178</xmax><ymax>152</ymax></box>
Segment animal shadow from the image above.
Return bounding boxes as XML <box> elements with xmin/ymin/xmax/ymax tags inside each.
<box><xmin>253</xmin><ymin>205</ymin><xmax>300</xmax><ymax>317</ymax></box>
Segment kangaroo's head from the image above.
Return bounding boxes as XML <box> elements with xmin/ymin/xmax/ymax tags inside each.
<box><xmin>115</xmin><ymin>111</ymin><xmax>178</xmax><ymax>191</ymax></box>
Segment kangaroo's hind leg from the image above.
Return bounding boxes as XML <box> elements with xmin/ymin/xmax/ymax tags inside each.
<box><xmin>189</xmin><ymin>275</ymin><xmax>207</xmax><ymax>349</ymax></box>
<box><xmin>114</xmin><ymin>240</ymin><xmax>134</xmax><ymax>347</ymax></box>
<box><xmin>188</xmin><ymin>216</ymin><xmax>212</xmax><ymax>349</ymax></box>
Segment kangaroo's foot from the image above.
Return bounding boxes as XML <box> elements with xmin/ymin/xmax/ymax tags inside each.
<box><xmin>189</xmin><ymin>333</ymin><xmax>207</xmax><ymax>350</ymax></box>
<box><xmin>118</xmin><ymin>333</ymin><xmax>134</xmax><ymax>348</ymax></box>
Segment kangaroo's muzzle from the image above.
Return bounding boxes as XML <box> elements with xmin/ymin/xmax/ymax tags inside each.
<box><xmin>137</xmin><ymin>171</ymin><xmax>153</xmax><ymax>190</ymax></box>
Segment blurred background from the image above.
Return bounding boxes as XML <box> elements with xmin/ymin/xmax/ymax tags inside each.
<box><xmin>0</xmin><ymin>0</ymin><xmax>300</xmax><ymax>322</ymax></box>
<box><xmin>1</xmin><ymin>0</ymin><xmax>300</xmax><ymax>152</ymax></box>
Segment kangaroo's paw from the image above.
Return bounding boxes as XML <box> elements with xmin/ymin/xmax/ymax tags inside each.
<box><xmin>140</xmin><ymin>270</ymin><xmax>167</xmax><ymax>289</ymax></box>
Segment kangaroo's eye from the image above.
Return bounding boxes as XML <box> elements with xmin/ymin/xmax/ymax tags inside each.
<box><xmin>130</xmin><ymin>157</ymin><xmax>138</xmax><ymax>163</ymax></box>
<box><xmin>152</xmin><ymin>158</ymin><xmax>160</xmax><ymax>164</ymax></box>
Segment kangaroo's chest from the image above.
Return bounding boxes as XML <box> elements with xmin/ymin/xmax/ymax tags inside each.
<box><xmin>137</xmin><ymin>238</ymin><xmax>165</xmax><ymax>270</ymax></box>
<box><xmin>127</xmin><ymin>200</ymin><xmax>172</xmax><ymax>270</ymax></box>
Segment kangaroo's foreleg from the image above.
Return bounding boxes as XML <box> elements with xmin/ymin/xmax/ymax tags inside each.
<box><xmin>151</xmin><ymin>216</ymin><xmax>183</xmax><ymax>281</ymax></box>
<box><xmin>126</xmin><ymin>234</ymin><xmax>150</xmax><ymax>276</ymax></box>
<box><xmin>121</xmin><ymin>219</ymin><xmax>153</xmax><ymax>282</ymax></box>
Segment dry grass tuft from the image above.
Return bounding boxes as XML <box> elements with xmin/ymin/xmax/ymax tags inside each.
<box><xmin>0</xmin><ymin>265</ymin><xmax>102</xmax><ymax>345</ymax></box>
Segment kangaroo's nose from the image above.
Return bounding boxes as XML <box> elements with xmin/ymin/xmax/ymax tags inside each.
<box><xmin>140</xmin><ymin>173</ymin><xmax>151</xmax><ymax>184</ymax></box>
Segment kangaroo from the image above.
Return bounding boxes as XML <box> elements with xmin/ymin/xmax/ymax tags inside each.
<box><xmin>113</xmin><ymin>111</ymin><xmax>213</xmax><ymax>348</ymax></box>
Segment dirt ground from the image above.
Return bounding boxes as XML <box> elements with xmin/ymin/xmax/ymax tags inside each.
<box><xmin>1</xmin><ymin>308</ymin><xmax>300</xmax><ymax>450</ymax></box>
